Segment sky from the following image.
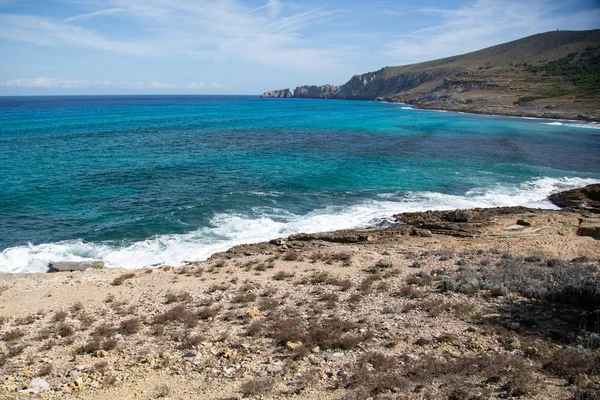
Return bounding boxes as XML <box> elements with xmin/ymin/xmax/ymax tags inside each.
<box><xmin>0</xmin><ymin>0</ymin><xmax>599</xmax><ymax>95</ymax></box>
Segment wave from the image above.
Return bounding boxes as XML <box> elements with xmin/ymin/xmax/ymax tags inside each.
<box><xmin>1</xmin><ymin>176</ymin><xmax>597</xmax><ymax>274</ymax></box>
<box><xmin>543</xmin><ymin>121</ymin><xmax>600</xmax><ymax>130</ymax></box>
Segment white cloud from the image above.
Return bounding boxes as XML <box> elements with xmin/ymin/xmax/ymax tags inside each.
<box><xmin>382</xmin><ymin>0</ymin><xmax>600</xmax><ymax>64</ymax></box>
<box><xmin>0</xmin><ymin>77</ymin><xmax>228</xmax><ymax>90</ymax></box>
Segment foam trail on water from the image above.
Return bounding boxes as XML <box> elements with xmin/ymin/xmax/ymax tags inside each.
<box><xmin>1</xmin><ymin>176</ymin><xmax>597</xmax><ymax>273</ymax></box>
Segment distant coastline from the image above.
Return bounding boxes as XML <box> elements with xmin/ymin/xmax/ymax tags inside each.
<box><xmin>261</xmin><ymin>29</ymin><xmax>600</xmax><ymax>122</ymax></box>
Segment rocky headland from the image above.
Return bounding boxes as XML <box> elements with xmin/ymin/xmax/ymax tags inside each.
<box><xmin>262</xmin><ymin>30</ymin><xmax>600</xmax><ymax>121</ymax></box>
<box><xmin>0</xmin><ymin>186</ymin><xmax>599</xmax><ymax>399</ymax></box>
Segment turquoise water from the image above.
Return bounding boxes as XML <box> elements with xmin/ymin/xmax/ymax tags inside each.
<box><xmin>1</xmin><ymin>95</ymin><xmax>599</xmax><ymax>272</ymax></box>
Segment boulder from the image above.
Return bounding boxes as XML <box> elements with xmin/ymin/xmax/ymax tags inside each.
<box><xmin>48</xmin><ymin>261</ymin><xmax>104</xmax><ymax>272</ymax></box>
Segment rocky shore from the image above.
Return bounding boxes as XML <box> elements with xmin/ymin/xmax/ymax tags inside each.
<box><xmin>0</xmin><ymin>186</ymin><xmax>599</xmax><ymax>399</ymax></box>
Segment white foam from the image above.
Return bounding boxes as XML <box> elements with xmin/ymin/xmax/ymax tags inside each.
<box><xmin>1</xmin><ymin>176</ymin><xmax>597</xmax><ymax>273</ymax></box>
<box><xmin>543</xmin><ymin>121</ymin><xmax>600</xmax><ymax>130</ymax></box>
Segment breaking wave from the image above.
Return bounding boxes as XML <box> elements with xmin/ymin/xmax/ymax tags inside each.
<box><xmin>0</xmin><ymin>176</ymin><xmax>596</xmax><ymax>273</ymax></box>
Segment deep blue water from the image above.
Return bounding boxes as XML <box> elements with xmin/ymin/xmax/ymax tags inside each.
<box><xmin>1</xmin><ymin>95</ymin><xmax>599</xmax><ymax>272</ymax></box>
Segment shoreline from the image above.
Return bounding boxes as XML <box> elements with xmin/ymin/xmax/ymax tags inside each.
<box><xmin>412</xmin><ymin>103</ymin><xmax>600</xmax><ymax>123</ymax></box>
<box><xmin>2</xmin><ymin>177</ymin><xmax>600</xmax><ymax>274</ymax></box>
<box><xmin>0</xmin><ymin>203</ymin><xmax>598</xmax><ymax>399</ymax></box>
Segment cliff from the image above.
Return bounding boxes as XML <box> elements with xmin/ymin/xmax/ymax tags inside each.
<box><xmin>261</xmin><ymin>85</ymin><xmax>339</xmax><ymax>99</ymax></box>
<box><xmin>293</xmin><ymin>84</ymin><xmax>339</xmax><ymax>99</ymax></box>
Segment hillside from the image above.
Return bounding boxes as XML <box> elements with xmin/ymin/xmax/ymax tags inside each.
<box><xmin>262</xmin><ymin>30</ymin><xmax>600</xmax><ymax>121</ymax></box>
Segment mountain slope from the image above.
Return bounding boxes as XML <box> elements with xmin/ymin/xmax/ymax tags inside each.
<box><xmin>263</xmin><ymin>30</ymin><xmax>600</xmax><ymax>120</ymax></box>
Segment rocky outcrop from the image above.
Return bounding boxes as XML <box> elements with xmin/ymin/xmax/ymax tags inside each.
<box><xmin>394</xmin><ymin>207</ymin><xmax>535</xmax><ymax>237</ymax></box>
<box><xmin>260</xmin><ymin>89</ymin><xmax>293</xmax><ymax>98</ymax></box>
<box><xmin>293</xmin><ymin>85</ymin><xmax>339</xmax><ymax>99</ymax></box>
<box><xmin>548</xmin><ymin>184</ymin><xmax>600</xmax><ymax>213</ymax></box>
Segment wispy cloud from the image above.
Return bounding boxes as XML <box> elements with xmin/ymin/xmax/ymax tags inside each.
<box><xmin>382</xmin><ymin>0</ymin><xmax>600</xmax><ymax>63</ymax></box>
<box><xmin>63</xmin><ymin>7</ymin><xmax>124</xmax><ymax>23</ymax></box>
<box><xmin>0</xmin><ymin>77</ymin><xmax>228</xmax><ymax>90</ymax></box>
<box><xmin>0</xmin><ymin>0</ymin><xmax>346</xmax><ymax>70</ymax></box>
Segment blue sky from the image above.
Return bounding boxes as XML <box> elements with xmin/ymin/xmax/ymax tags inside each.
<box><xmin>0</xmin><ymin>0</ymin><xmax>599</xmax><ymax>95</ymax></box>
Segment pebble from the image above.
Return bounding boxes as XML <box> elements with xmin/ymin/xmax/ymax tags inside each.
<box><xmin>27</xmin><ymin>378</ymin><xmax>49</xmax><ymax>393</ymax></box>
<box><xmin>286</xmin><ymin>341</ymin><xmax>303</xmax><ymax>351</ymax></box>
<box><xmin>248</xmin><ymin>307</ymin><xmax>261</xmax><ymax>318</ymax></box>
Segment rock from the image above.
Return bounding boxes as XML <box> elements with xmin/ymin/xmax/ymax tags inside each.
<box><xmin>182</xmin><ymin>351</ymin><xmax>198</xmax><ymax>360</ymax></box>
<box><xmin>286</xmin><ymin>341</ymin><xmax>303</xmax><ymax>351</ymax></box>
<box><xmin>411</xmin><ymin>228</ymin><xmax>433</xmax><ymax>237</ymax></box>
<box><xmin>28</xmin><ymin>378</ymin><xmax>50</xmax><ymax>393</ymax></box>
<box><xmin>68</xmin><ymin>369</ymin><xmax>80</xmax><ymax>378</ymax></box>
<box><xmin>266</xmin><ymin>364</ymin><xmax>283</xmax><ymax>373</ymax></box>
<box><xmin>508</xmin><ymin>322</ymin><xmax>520</xmax><ymax>330</ymax></box>
<box><xmin>395</xmin><ymin>206</ymin><xmax>534</xmax><ymax>237</ymax></box>
<box><xmin>160</xmin><ymin>351</ymin><xmax>171</xmax><ymax>359</ymax></box>
<box><xmin>402</xmin><ymin>354</ymin><xmax>420</xmax><ymax>363</ymax></box>
<box><xmin>311</xmin><ymin>346</ymin><xmax>321</xmax><ymax>354</ymax></box>
<box><xmin>517</xmin><ymin>219</ymin><xmax>532</xmax><ymax>226</ymax></box>
<box><xmin>247</xmin><ymin>308</ymin><xmax>261</xmax><ymax>318</ymax></box>
<box><xmin>577</xmin><ymin>216</ymin><xmax>600</xmax><ymax>239</ymax></box>
<box><xmin>548</xmin><ymin>184</ymin><xmax>600</xmax><ymax>212</ymax></box>
<box><xmin>260</xmin><ymin>89</ymin><xmax>293</xmax><ymax>98</ymax></box>
<box><xmin>269</xmin><ymin>238</ymin><xmax>286</xmax><ymax>246</ymax></box>
<box><xmin>95</xmin><ymin>350</ymin><xmax>107</xmax><ymax>358</ymax></box>
<box><xmin>48</xmin><ymin>261</ymin><xmax>104</xmax><ymax>272</ymax></box>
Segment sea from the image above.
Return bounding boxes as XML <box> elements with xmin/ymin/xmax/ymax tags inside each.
<box><xmin>1</xmin><ymin>95</ymin><xmax>599</xmax><ymax>273</ymax></box>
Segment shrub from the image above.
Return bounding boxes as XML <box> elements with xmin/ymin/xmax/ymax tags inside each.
<box><xmin>3</xmin><ymin>329</ymin><xmax>24</xmax><ymax>342</ymax></box>
<box><xmin>52</xmin><ymin>311</ymin><xmax>68</xmax><ymax>323</ymax></box>
<box><xmin>119</xmin><ymin>317</ymin><xmax>142</xmax><ymax>335</ymax></box>
<box><xmin>543</xmin><ymin>348</ymin><xmax>600</xmax><ymax>381</ymax></box>
<box><xmin>326</xmin><ymin>277</ymin><xmax>353</xmax><ymax>291</ymax></box>
<box><xmin>198</xmin><ymin>306</ymin><xmax>220</xmax><ymax>320</ymax></box>
<box><xmin>376</xmin><ymin>259</ymin><xmax>393</xmax><ymax>268</ymax></box>
<box><xmin>164</xmin><ymin>291</ymin><xmax>192</xmax><ymax>304</ymax></box>
<box><xmin>272</xmin><ymin>271</ymin><xmax>294</xmax><ymax>281</ymax></box>
<box><xmin>56</xmin><ymin>323</ymin><xmax>75</xmax><ymax>337</ymax></box>
<box><xmin>155</xmin><ymin>384</ymin><xmax>170</xmax><ymax>398</ymax></box>
<box><xmin>38</xmin><ymin>363</ymin><xmax>53</xmax><ymax>377</ymax></box>
<box><xmin>77</xmin><ymin>337</ymin><xmax>118</xmax><ymax>354</ymax></box>
<box><xmin>240</xmin><ymin>377</ymin><xmax>275</xmax><ymax>396</ymax></box>
<box><xmin>232</xmin><ymin>292</ymin><xmax>257</xmax><ymax>304</ymax></box>
<box><xmin>93</xmin><ymin>324</ymin><xmax>118</xmax><ymax>337</ymax></box>
<box><xmin>283</xmin><ymin>252</ymin><xmax>301</xmax><ymax>261</ymax></box>
<box><xmin>524</xmin><ymin>253</ymin><xmax>543</xmax><ymax>263</ymax></box>
<box><xmin>152</xmin><ymin>304</ymin><xmax>198</xmax><ymax>327</ymax></box>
